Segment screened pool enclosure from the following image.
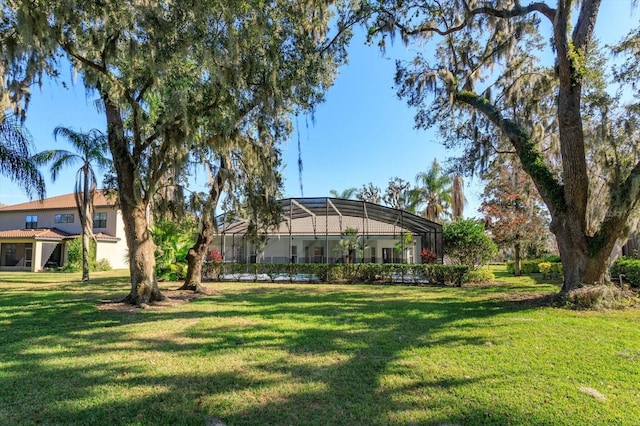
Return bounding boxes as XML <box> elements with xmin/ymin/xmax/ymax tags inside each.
<box><xmin>213</xmin><ymin>198</ymin><xmax>443</xmax><ymax>264</ymax></box>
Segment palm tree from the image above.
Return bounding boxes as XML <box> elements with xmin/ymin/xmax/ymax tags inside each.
<box><xmin>410</xmin><ymin>159</ymin><xmax>452</xmax><ymax>222</ymax></box>
<box><xmin>329</xmin><ymin>187</ymin><xmax>357</xmax><ymax>199</ymax></box>
<box><xmin>0</xmin><ymin>114</ymin><xmax>46</xmax><ymax>199</ymax></box>
<box><xmin>33</xmin><ymin>127</ymin><xmax>111</xmax><ymax>281</ymax></box>
<box><xmin>451</xmin><ymin>174</ymin><xmax>465</xmax><ymax>220</ymax></box>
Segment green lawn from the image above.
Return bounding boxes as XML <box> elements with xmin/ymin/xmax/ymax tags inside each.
<box><xmin>1</xmin><ymin>267</ymin><xmax>639</xmax><ymax>425</ymax></box>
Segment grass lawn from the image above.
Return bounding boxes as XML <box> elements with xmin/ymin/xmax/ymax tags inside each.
<box><xmin>1</xmin><ymin>266</ymin><xmax>639</xmax><ymax>425</ymax></box>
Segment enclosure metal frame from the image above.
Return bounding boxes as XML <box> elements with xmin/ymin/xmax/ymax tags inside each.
<box><xmin>218</xmin><ymin>197</ymin><xmax>443</xmax><ymax>263</ymax></box>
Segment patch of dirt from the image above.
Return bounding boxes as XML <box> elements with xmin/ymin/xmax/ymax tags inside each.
<box><xmin>98</xmin><ymin>286</ymin><xmax>216</xmax><ymax>312</ymax></box>
<box><xmin>494</xmin><ymin>291</ymin><xmax>559</xmax><ymax>307</ymax></box>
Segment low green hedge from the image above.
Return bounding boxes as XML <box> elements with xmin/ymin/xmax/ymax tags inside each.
<box><xmin>506</xmin><ymin>257</ymin><xmax>562</xmax><ymax>276</ymax></box>
<box><xmin>538</xmin><ymin>262</ymin><xmax>563</xmax><ymax>279</ymax></box>
<box><xmin>610</xmin><ymin>257</ymin><xmax>640</xmax><ymax>288</ymax></box>
<box><xmin>206</xmin><ymin>262</ymin><xmax>470</xmax><ymax>286</ymax></box>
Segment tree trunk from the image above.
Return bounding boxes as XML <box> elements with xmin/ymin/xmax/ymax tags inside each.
<box><xmin>179</xmin><ymin>218</ymin><xmax>213</xmax><ymax>293</ymax></box>
<box><xmin>104</xmin><ymin>97</ymin><xmax>163</xmax><ymax>306</ymax></box>
<box><xmin>80</xmin><ymin>171</ymin><xmax>91</xmax><ymax>281</ymax></box>
<box><xmin>513</xmin><ymin>241</ymin><xmax>521</xmax><ymax>276</ymax></box>
<box><xmin>81</xmin><ymin>229</ymin><xmax>90</xmax><ymax>281</ymax></box>
<box><xmin>180</xmin><ymin>156</ymin><xmax>227</xmax><ymax>292</ymax></box>
<box><xmin>123</xmin><ymin>204</ymin><xmax>162</xmax><ymax>304</ymax></box>
<box><xmin>551</xmin><ymin>209</ymin><xmax>614</xmax><ymax>293</ymax></box>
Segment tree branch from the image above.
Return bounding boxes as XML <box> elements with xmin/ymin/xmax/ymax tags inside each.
<box><xmin>572</xmin><ymin>0</ymin><xmax>602</xmax><ymax>49</ymax></box>
<box><xmin>396</xmin><ymin>1</ymin><xmax>556</xmax><ymax>37</ymax></box>
<box><xmin>455</xmin><ymin>90</ymin><xmax>565</xmax><ymax>214</ymax></box>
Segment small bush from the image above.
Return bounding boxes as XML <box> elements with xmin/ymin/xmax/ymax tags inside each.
<box><xmin>610</xmin><ymin>257</ymin><xmax>640</xmax><ymax>288</ymax></box>
<box><xmin>506</xmin><ymin>259</ymin><xmax>562</xmax><ymax>276</ymax></box>
<box><xmin>543</xmin><ymin>254</ymin><xmax>562</xmax><ymax>263</ymax></box>
<box><xmin>521</xmin><ymin>260</ymin><xmax>542</xmax><ymax>274</ymax></box>
<box><xmin>538</xmin><ymin>262</ymin><xmax>552</xmax><ymax>276</ymax></box>
<box><xmin>95</xmin><ymin>258</ymin><xmax>112</xmax><ymax>271</ymax></box>
<box><xmin>538</xmin><ymin>262</ymin><xmax>563</xmax><ymax>280</ymax></box>
<box><xmin>506</xmin><ymin>260</ymin><xmax>515</xmax><ymax>274</ymax></box>
<box><xmin>419</xmin><ymin>248</ymin><xmax>437</xmax><ymax>264</ymax></box>
<box><xmin>550</xmin><ymin>263</ymin><xmax>563</xmax><ymax>278</ymax></box>
<box><xmin>506</xmin><ymin>259</ymin><xmax>542</xmax><ymax>274</ymax></box>
<box><xmin>466</xmin><ymin>267</ymin><xmax>496</xmax><ymax>283</ymax></box>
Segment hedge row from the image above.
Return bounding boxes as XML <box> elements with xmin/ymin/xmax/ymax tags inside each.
<box><xmin>204</xmin><ymin>262</ymin><xmax>470</xmax><ymax>286</ymax></box>
<box><xmin>610</xmin><ymin>257</ymin><xmax>640</xmax><ymax>288</ymax></box>
<box><xmin>506</xmin><ymin>256</ymin><xmax>562</xmax><ymax>275</ymax></box>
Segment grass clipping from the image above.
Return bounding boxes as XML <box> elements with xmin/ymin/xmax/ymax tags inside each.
<box><xmin>565</xmin><ymin>284</ymin><xmax>638</xmax><ymax>310</ymax></box>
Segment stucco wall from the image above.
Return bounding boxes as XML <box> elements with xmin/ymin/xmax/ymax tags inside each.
<box><xmin>95</xmin><ymin>210</ymin><xmax>128</xmax><ymax>269</ymax></box>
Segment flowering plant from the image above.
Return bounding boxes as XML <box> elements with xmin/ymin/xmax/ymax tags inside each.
<box><xmin>207</xmin><ymin>248</ymin><xmax>223</xmax><ymax>263</ymax></box>
<box><xmin>419</xmin><ymin>248</ymin><xmax>437</xmax><ymax>264</ymax></box>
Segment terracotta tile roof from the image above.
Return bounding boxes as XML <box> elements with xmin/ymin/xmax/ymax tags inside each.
<box><xmin>94</xmin><ymin>232</ymin><xmax>120</xmax><ymax>241</ymax></box>
<box><xmin>0</xmin><ymin>228</ymin><xmax>119</xmax><ymax>241</ymax></box>
<box><xmin>0</xmin><ymin>190</ymin><xmax>116</xmax><ymax>212</ymax></box>
<box><xmin>0</xmin><ymin>228</ymin><xmax>75</xmax><ymax>240</ymax></box>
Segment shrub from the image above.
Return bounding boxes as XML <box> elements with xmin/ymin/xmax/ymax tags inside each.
<box><xmin>443</xmin><ymin>219</ymin><xmax>497</xmax><ymax>270</ymax></box>
<box><xmin>60</xmin><ymin>238</ymin><xmax>97</xmax><ymax>272</ymax></box>
<box><xmin>95</xmin><ymin>258</ymin><xmax>112</xmax><ymax>271</ymax></box>
<box><xmin>521</xmin><ymin>260</ymin><xmax>542</xmax><ymax>274</ymax></box>
<box><xmin>466</xmin><ymin>267</ymin><xmax>496</xmax><ymax>283</ymax></box>
<box><xmin>538</xmin><ymin>262</ymin><xmax>552</xmax><ymax>276</ymax></box>
<box><xmin>506</xmin><ymin>259</ymin><xmax>558</xmax><ymax>275</ymax></box>
<box><xmin>419</xmin><ymin>248</ymin><xmax>437</xmax><ymax>264</ymax></box>
<box><xmin>151</xmin><ymin>218</ymin><xmax>196</xmax><ymax>281</ymax></box>
<box><xmin>543</xmin><ymin>254</ymin><xmax>562</xmax><ymax>263</ymax></box>
<box><xmin>610</xmin><ymin>257</ymin><xmax>640</xmax><ymax>288</ymax></box>
<box><xmin>207</xmin><ymin>249</ymin><xmax>223</xmax><ymax>263</ymax></box>
<box><xmin>550</xmin><ymin>263</ymin><xmax>563</xmax><ymax>278</ymax></box>
<box><xmin>506</xmin><ymin>260</ymin><xmax>515</xmax><ymax>274</ymax></box>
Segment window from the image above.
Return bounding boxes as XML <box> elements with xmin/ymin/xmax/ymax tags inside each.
<box><xmin>55</xmin><ymin>213</ymin><xmax>74</xmax><ymax>223</ymax></box>
<box><xmin>25</xmin><ymin>215</ymin><xmax>38</xmax><ymax>229</ymax></box>
<box><xmin>313</xmin><ymin>246</ymin><xmax>325</xmax><ymax>263</ymax></box>
<box><xmin>93</xmin><ymin>212</ymin><xmax>107</xmax><ymax>228</ymax></box>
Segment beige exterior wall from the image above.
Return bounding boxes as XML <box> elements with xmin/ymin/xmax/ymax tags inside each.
<box><xmin>0</xmin><ymin>209</ymin><xmax>81</xmax><ymax>233</ymax></box>
<box><xmin>94</xmin><ymin>209</ymin><xmax>128</xmax><ymax>269</ymax></box>
<box><xmin>0</xmin><ymin>206</ymin><xmax>120</xmax><ymax>235</ymax></box>
<box><xmin>93</xmin><ymin>207</ymin><xmax>120</xmax><ymax>238</ymax></box>
<box><xmin>0</xmin><ymin>204</ymin><xmax>128</xmax><ymax>271</ymax></box>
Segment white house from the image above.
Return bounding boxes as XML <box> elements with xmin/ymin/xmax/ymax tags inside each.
<box><xmin>213</xmin><ymin>197</ymin><xmax>443</xmax><ymax>264</ymax></box>
<box><xmin>0</xmin><ymin>191</ymin><xmax>128</xmax><ymax>271</ymax></box>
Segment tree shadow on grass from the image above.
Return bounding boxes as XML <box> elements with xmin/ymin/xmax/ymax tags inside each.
<box><xmin>0</xmin><ymin>281</ymin><xmax>594</xmax><ymax>425</ymax></box>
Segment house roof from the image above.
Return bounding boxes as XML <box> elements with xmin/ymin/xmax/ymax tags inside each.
<box><xmin>0</xmin><ymin>191</ymin><xmax>116</xmax><ymax>213</ymax></box>
<box><xmin>0</xmin><ymin>228</ymin><xmax>75</xmax><ymax>240</ymax></box>
<box><xmin>0</xmin><ymin>228</ymin><xmax>119</xmax><ymax>241</ymax></box>
<box><xmin>94</xmin><ymin>232</ymin><xmax>120</xmax><ymax>241</ymax></box>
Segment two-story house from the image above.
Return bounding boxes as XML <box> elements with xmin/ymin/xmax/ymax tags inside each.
<box><xmin>0</xmin><ymin>191</ymin><xmax>128</xmax><ymax>271</ymax></box>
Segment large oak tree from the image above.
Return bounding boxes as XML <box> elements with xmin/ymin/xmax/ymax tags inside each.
<box><xmin>365</xmin><ymin>0</ymin><xmax>640</xmax><ymax>293</ymax></box>
<box><xmin>2</xmin><ymin>1</ymin><xmax>350</xmax><ymax>304</ymax></box>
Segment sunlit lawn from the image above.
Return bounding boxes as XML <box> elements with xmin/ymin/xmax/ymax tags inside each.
<box><xmin>1</xmin><ymin>266</ymin><xmax>639</xmax><ymax>425</ymax></box>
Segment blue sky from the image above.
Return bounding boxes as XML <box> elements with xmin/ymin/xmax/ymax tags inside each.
<box><xmin>0</xmin><ymin>3</ymin><xmax>635</xmax><ymax>219</ymax></box>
